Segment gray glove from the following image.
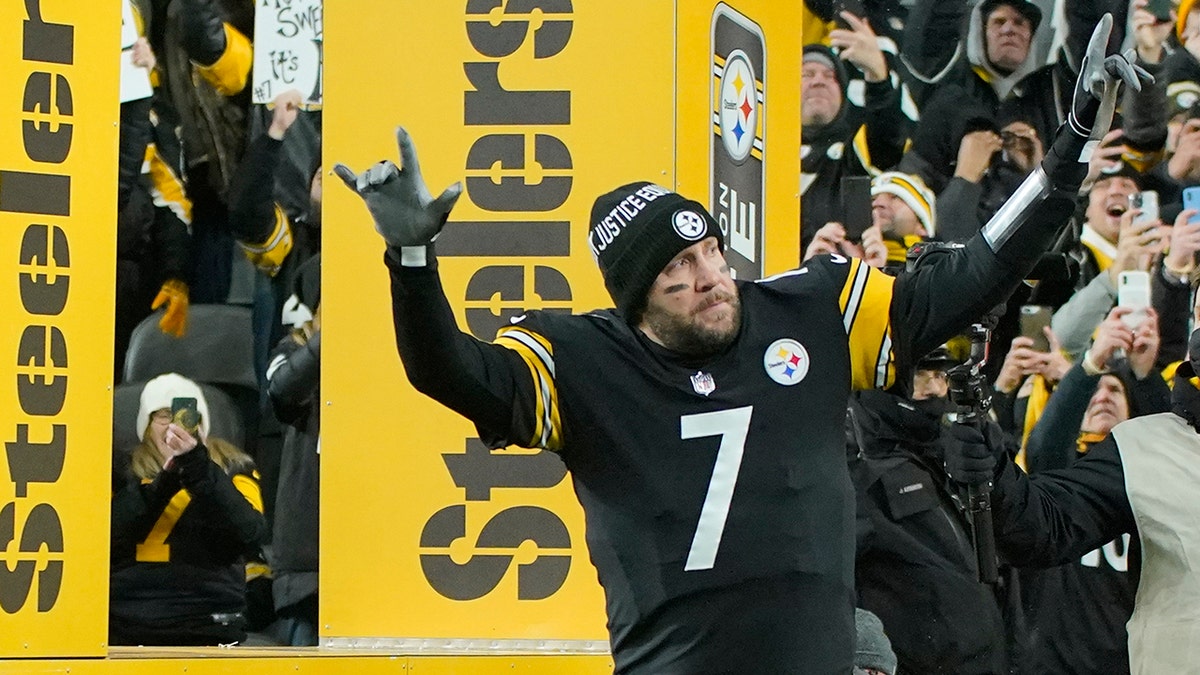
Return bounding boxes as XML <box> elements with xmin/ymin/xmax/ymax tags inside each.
<box><xmin>1069</xmin><ymin>13</ymin><xmax>1153</xmax><ymax>138</ymax></box>
<box><xmin>332</xmin><ymin>127</ymin><xmax>463</xmax><ymax>248</ymax></box>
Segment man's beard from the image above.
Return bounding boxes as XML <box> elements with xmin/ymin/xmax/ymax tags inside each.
<box><xmin>643</xmin><ymin>291</ymin><xmax>742</xmax><ymax>358</ymax></box>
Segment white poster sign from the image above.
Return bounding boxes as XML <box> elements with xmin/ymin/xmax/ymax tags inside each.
<box><xmin>252</xmin><ymin>0</ymin><xmax>324</xmax><ymax>105</ymax></box>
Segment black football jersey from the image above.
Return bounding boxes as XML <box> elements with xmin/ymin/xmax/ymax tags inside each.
<box><xmin>490</xmin><ymin>255</ymin><xmax>896</xmax><ymax>673</ymax></box>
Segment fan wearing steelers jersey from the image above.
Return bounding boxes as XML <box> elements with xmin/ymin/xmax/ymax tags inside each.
<box><xmin>336</xmin><ymin>47</ymin><xmax>1136</xmax><ymax>670</ymax></box>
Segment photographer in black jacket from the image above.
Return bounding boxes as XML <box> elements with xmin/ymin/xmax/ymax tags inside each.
<box><xmin>850</xmin><ymin>347</ymin><xmax>1012</xmax><ymax>674</ymax></box>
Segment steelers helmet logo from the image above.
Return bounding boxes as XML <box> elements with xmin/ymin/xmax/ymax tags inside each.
<box><xmin>763</xmin><ymin>338</ymin><xmax>810</xmax><ymax>386</ymax></box>
<box><xmin>720</xmin><ymin>50</ymin><xmax>758</xmax><ymax>163</ymax></box>
<box><xmin>673</xmin><ymin>209</ymin><xmax>708</xmax><ymax>241</ymax></box>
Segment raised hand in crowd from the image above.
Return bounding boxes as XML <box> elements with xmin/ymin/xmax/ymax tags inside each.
<box><xmin>1039</xmin><ymin>326</ymin><xmax>1072</xmax><ymax>384</ymax></box>
<box><xmin>1131</xmin><ymin>0</ymin><xmax>1175</xmax><ymax>64</ymax></box>
<box><xmin>953</xmin><ymin>130</ymin><xmax>1002</xmax><ymax>184</ymax></box>
<box><xmin>829</xmin><ymin>11</ymin><xmax>888</xmax><ymax>83</ymax></box>
<box><xmin>994</xmin><ymin>335</ymin><xmax>1050</xmax><ymax>395</ymax></box>
<box><xmin>1168</xmin><ymin>118</ymin><xmax>1200</xmax><ymax>183</ymax></box>
<box><xmin>857</xmin><ymin>223</ymin><xmax>889</xmax><ymax>269</ymax></box>
<box><xmin>1164</xmin><ymin>209</ymin><xmax>1200</xmax><ymax>278</ymax></box>
<box><xmin>1083</xmin><ymin>130</ymin><xmax>1128</xmax><ymax>189</ymax></box>
<box><xmin>804</xmin><ymin>222</ymin><xmax>863</xmax><ymax>261</ymax></box>
<box><xmin>1087</xmin><ymin>306</ymin><xmax>1137</xmax><ymax>371</ymax></box>
<box><xmin>1128</xmin><ymin>307</ymin><xmax>1161</xmax><ymax>379</ymax></box>
<box><xmin>267</xmin><ymin>89</ymin><xmax>303</xmax><ymax>141</ymax></box>
<box><xmin>130</xmin><ymin>36</ymin><xmax>156</xmax><ymax>70</ymax></box>
<box><xmin>151</xmin><ymin>279</ymin><xmax>189</xmax><ymax>338</ymax></box>
<box><xmin>1110</xmin><ymin>208</ymin><xmax>1164</xmax><ymax>282</ymax></box>
<box><xmin>1000</xmin><ymin>121</ymin><xmax>1044</xmax><ymax>176</ymax></box>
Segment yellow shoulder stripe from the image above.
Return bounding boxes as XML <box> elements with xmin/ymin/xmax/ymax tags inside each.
<box><xmin>838</xmin><ymin>258</ymin><xmax>896</xmax><ymax>390</ymax></box>
<box><xmin>494</xmin><ymin>325</ymin><xmax>562</xmax><ymax>450</ymax></box>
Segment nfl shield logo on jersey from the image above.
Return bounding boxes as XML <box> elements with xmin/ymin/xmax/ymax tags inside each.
<box><xmin>690</xmin><ymin>370</ymin><xmax>716</xmax><ymax>396</ymax></box>
<box><xmin>763</xmin><ymin>338</ymin><xmax>810</xmax><ymax>386</ymax></box>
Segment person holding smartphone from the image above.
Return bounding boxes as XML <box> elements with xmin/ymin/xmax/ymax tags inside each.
<box><xmin>1048</xmin><ymin>174</ymin><xmax>1195</xmax><ymax>368</ymax></box>
<box><xmin>110</xmin><ymin>373</ymin><xmax>267</xmax><ymax>646</ymax></box>
<box><xmin>800</xmin><ymin>13</ymin><xmax>910</xmax><ymax>251</ymax></box>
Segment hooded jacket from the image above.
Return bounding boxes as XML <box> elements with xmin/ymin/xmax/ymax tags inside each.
<box><xmin>801</xmin><ymin>44</ymin><xmax>909</xmax><ymax>247</ymax></box>
<box><xmin>901</xmin><ymin>0</ymin><xmax>1068</xmax><ymax>195</ymax></box>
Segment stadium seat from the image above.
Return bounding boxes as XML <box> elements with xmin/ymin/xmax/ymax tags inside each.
<box><xmin>122</xmin><ymin>304</ymin><xmax>258</xmax><ymax>391</ymax></box>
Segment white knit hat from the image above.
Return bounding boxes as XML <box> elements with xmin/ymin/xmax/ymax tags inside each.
<box><xmin>135</xmin><ymin>373</ymin><xmax>210</xmax><ymax>440</ymax></box>
<box><xmin>870</xmin><ymin>171</ymin><xmax>937</xmax><ymax>236</ymax></box>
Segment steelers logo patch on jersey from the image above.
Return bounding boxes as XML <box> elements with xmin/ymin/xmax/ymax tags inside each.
<box><xmin>763</xmin><ymin>338</ymin><xmax>810</xmax><ymax>385</ymax></box>
<box><xmin>673</xmin><ymin>209</ymin><xmax>708</xmax><ymax>241</ymax></box>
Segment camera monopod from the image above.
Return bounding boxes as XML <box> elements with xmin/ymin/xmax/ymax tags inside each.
<box><xmin>944</xmin><ymin>318</ymin><xmax>1000</xmax><ymax>584</ymax></box>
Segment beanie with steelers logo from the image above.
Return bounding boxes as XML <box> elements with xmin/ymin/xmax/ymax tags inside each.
<box><xmin>587</xmin><ymin>181</ymin><xmax>725</xmax><ymax>322</ymax></box>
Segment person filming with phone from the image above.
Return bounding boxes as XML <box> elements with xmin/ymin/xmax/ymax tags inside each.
<box><xmin>799</xmin><ymin>8</ymin><xmax>910</xmax><ymax>252</ymax></box>
<box><xmin>1049</xmin><ymin>172</ymin><xmax>1196</xmax><ymax>367</ymax></box>
<box><xmin>110</xmin><ymin>373</ymin><xmax>268</xmax><ymax>646</ymax></box>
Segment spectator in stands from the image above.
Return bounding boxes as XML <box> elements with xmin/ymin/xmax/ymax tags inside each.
<box><xmin>115</xmin><ymin>25</ymin><xmax>193</xmax><ymax>379</ymax></box>
<box><xmin>867</xmin><ymin>171</ymin><xmax>936</xmax><ymax>268</ymax></box>
<box><xmin>228</xmin><ymin>88</ymin><xmax>323</xmax><ymax>385</ymax></box>
<box><xmin>800</xmin><ymin>16</ymin><xmax>910</xmax><ymax>250</ymax></box>
<box><xmin>144</xmin><ymin>0</ymin><xmax>254</xmax><ymax>305</ymax></box>
<box><xmin>849</xmin><ymin>347</ymin><xmax>1012</xmax><ymax>674</ymax></box>
<box><xmin>110</xmin><ymin>373</ymin><xmax>268</xmax><ymax>646</ymax></box>
<box><xmin>265</xmin><ymin>255</ymin><xmax>322</xmax><ymax>646</ymax></box>
<box><xmin>1050</xmin><ymin>197</ymin><xmax>1194</xmax><ymax>365</ymax></box>
<box><xmin>804</xmin><ymin>170</ymin><xmax>935</xmax><ymax>272</ymax></box>
<box><xmin>934</xmin><ymin>118</ymin><xmax>1047</xmax><ymax>240</ymax></box>
<box><xmin>900</xmin><ymin>0</ymin><xmax>1066</xmax><ymax>194</ymax></box>
<box><xmin>1017</xmin><ymin>306</ymin><xmax>1168</xmax><ymax>673</ymax></box>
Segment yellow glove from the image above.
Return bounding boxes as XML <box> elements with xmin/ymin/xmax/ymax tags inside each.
<box><xmin>151</xmin><ymin>279</ymin><xmax>189</xmax><ymax>337</ymax></box>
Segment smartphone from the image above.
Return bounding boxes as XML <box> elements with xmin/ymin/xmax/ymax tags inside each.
<box><xmin>1130</xmin><ymin>190</ymin><xmax>1159</xmax><ymax>226</ymax></box>
<box><xmin>1146</xmin><ymin>0</ymin><xmax>1174</xmax><ymax>23</ymax></box>
<box><xmin>1019</xmin><ymin>305</ymin><xmax>1052</xmax><ymax>353</ymax></box>
<box><xmin>1183</xmin><ymin>186</ymin><xmax>1200</xmax><ymax>224</ymax></box>
<box><xmin>841</xmin><ymin>175</ymin><xmax>874</xmax><ymax>242</ymax></box>
<box><xmin>171</xmin><ymin>396</ymin><xmax>200</xmax><ymax>436</ymax></box>
<box><xmin>833</xmin><ymin>0</ymin><xmax>866</xmax><ymax>28</ymax></box>
<box><xmin>1118</xmin><ymin>270</ymin><xmax>1151</xmax><ymax>329</ymax></box>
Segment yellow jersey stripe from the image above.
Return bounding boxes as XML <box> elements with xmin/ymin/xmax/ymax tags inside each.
<box><xmin>232</xmin><ymin>474</ymin><xmax>264</xmax><ymax>513</ymax></box>
<box><xmin>839</xmin><ymin>260</ymin><xmax>897</xmax><ymax>390</ymax></box>
<box><xmin>495</xmin><ymin>327</ymin><xmax>562</xmax><ymax>450</ymax></box>
<box><xmin>840</xmin><ymin>258</ymin><xmax>869</xmax><ymax>334</ymax></box>
<box><xmin>146</xmin><ymin>143</ymin><xmax>193</xmax><ymax>224</ymax></box>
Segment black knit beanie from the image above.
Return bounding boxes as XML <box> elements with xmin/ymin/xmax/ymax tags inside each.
<box><xmin>587</xmin><ymin>182</ymin><xmax>724</xmax><ymax>322</ymax></box>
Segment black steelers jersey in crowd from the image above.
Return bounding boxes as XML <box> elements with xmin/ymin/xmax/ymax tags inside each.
<box><xmin>110</xmin><ymin>451</ymin><xmax>266</xmax><ymax>645</ymax></box>
<box><xmin>387</xmin><ymin>236</ymin><xmax>1024</xmax><ymax>674</ymax></box>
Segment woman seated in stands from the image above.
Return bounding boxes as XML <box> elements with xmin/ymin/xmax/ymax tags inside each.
<box><xmin>110</xmin><ymin>373</ymin><xmax>268</xmax><ymax>646</ymax></box>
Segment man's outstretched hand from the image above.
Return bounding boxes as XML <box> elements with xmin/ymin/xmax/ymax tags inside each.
<box><xmin>333</xmin><ymin>127</ymin><xmax>463</xmax><ymax>248</ymax></box>
<box><xmin>1070</xmin><ymin>13</ymin><xmax>1153</xmax><ymax>136</ymax></box>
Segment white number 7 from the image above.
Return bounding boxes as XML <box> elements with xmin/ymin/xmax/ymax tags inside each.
<box><xmin>681</xmin><ymin>406</ymin><xmax>753</xmax><ymax>571</ymax></box>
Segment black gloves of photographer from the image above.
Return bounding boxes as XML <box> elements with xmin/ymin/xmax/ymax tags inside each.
<box><xmin>945</xmin><ymin>422</ymin><xmax>1005</xmax><ymax>486</ymax></box>
<box><xmin>333</xmin><ymin>127</ymin><xmax>463</xmax><ymax>254</ymax></box>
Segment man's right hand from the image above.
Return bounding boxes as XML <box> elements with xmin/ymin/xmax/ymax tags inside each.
<box><xmin>945</xmin><ymin>423</ymin><xmax>998</xmax><ymax>486</ymax></box>
<box><xmin>333</xmin><ymin>127</ymin><xmax>463</xmax><ymax>249</ymax></box>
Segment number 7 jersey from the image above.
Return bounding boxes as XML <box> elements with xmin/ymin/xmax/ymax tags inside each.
<box><xmin>488</xmin><ymin>255</ymin><xmax>896</xmax><ymax>672</ymax></box>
